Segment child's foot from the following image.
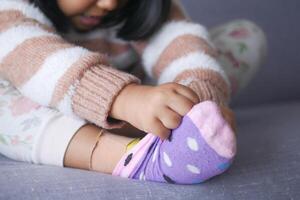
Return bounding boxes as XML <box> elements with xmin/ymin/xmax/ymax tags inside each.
<box><xmin>112</xmin><ymin>100</ymin><xmax>237</xmax><ymax>184</ymax></box>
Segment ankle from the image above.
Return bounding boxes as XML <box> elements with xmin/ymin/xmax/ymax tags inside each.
<box><xmin>91</xmin><ymin>131</ymin><xmax>134</xmax><ymax>174</ymax></box>
<box><xmin>64</xmin><ymin>124</ymin><xmax>102</xmax><ymax>170</ymax></box>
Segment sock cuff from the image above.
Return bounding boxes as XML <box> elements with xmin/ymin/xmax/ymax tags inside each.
<box><xmin>112</xmin><ymin>134</ymin><xmax>157</xmax><ymax>178</ymax></box>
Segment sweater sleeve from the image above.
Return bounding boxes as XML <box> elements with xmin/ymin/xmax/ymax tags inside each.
<box><xmin>130</xmin><ymin>0</ymin><xmax>231</xmax><ymax>105</ymax></box>
<box><xmin>0</xmin><ymin>0</ymin><xmax>141</xmax><ymax>129</ymax></box>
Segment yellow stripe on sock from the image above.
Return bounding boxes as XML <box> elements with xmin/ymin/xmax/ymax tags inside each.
<box><xmin>126</xmin><ymin>137</ymin><xmax>141</xmax><ymax>152</ymax></box>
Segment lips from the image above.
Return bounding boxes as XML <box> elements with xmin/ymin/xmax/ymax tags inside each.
<box><xmin>79</xmin><ymin>15</ymin><xmax>102</xmax><ymax>26</ymax></box>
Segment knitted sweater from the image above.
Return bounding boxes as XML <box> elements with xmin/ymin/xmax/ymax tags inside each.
<box><xmin>0</xmin><ymin>0</ymin><xmax>231</xmax><ymax>129</ymax></box>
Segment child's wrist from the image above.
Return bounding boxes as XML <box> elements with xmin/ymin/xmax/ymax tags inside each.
<box><xmin>109</xmin><ymin>83</ymin><xmax>140</xmax><ymax>122</ymax></box>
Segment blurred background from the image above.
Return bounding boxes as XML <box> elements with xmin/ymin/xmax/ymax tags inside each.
<box><xmin>181</xmin><ymin>0</ymin><xmax>300</xmax><ymax>108</ymax></box>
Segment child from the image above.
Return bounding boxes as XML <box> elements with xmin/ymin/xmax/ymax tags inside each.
<box><xmin>0</xmin><ymin>0</ymin><xmax>267</xmax><ymax>184</ymax></box>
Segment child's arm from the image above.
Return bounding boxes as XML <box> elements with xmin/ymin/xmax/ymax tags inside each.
<box><xmin>130</xmin><ymin>0</ymin><xmax>231</xmax><ymax>106</ymax></box>
<box><xmin>0</xmin><ymin>0</ymin><xmax>141</xmax><ymax>129</ymax></box>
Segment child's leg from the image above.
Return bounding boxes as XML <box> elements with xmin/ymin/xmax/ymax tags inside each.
<box><xmin>64</xmin><ymin>124</ymin><xmax>140</xmax><ymax>174</ymax></box>
<box><xmin>112</xmin><ymin>100</ymin><xmax>236</xmax><ymax>184</ymax></box>
<box><xmin>209</xmin><ymin>19</ymin><xmax>268</xmax><ymax>97</ymax></box>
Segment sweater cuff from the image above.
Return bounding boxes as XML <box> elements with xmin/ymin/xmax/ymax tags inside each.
<box><xmin>174</xmin><ymin>69</ymin><xmax>230</xmax><ymax>106</ymax></box>
<box><xmin>72</xmin><ymin>65</ymin><xmax>141</xmax><ymax>129</ymax></box>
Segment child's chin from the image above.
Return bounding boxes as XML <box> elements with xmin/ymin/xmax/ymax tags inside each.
<box><xmin>73</xmin><ymin>24</ymin><xmax>96</xmax><ymax>32</ymax></box>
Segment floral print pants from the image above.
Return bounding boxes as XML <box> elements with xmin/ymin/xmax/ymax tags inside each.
<box><xmin>0</xmin><ymin>19</ymin><xmax>267</xmax><ymax>166</ymax></box>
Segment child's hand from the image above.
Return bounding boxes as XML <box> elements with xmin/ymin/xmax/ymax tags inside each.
<box><xmin>110</xmin><ymin>83</ymin><xmax>200</xmax><ymax>140</ymax></box>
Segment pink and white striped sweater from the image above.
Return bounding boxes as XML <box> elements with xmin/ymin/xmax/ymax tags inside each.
<box><xmin>0</xmin><ymin>0</ymin><xmax>231</xmax><ymax>129</ymax></box>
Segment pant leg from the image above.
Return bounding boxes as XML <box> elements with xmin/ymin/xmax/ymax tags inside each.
<box><xmin>0</xmin><ymin>78</ymin><xmax>86</xmax><ymax>166</ymax></box>
<box><xmin>209</xmin><ymin>19</ymin><xmax>268</xmax><ymax>97</ymax></box>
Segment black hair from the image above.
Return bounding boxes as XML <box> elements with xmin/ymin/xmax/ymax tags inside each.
<box><xmin>29</xmin><ymin>0</ymin><xmax>172</xmax><ymax>41</ymax></box>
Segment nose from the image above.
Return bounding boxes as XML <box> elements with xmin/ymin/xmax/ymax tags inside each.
<box><xmin>96</xmin><ymin>0</ymin><xmax>118</xmax><ymax>11</ymax></box>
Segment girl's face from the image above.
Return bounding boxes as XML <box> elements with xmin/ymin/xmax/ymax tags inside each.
<box><xmin>57</xmin><ymin>0</ymin><xmax>128</xmax><ymax>31</ymax></box>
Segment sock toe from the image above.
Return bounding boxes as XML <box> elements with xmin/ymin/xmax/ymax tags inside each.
<box><xmin>187</xmin><ymin>100</ymin><xmax>237</xmax><ymax>159</ymax></box>
<box><xmin>155</xmin><ymin>101</ymin><xmax>237</xmax><ymax>184</ymax></box>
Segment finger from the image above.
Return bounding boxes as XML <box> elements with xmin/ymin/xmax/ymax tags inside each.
<box><xmin>158</xmin><ymin>106</ymin><xmax>182</xmax><ymax>130</ymax></box>
<box><xmin>151</xmin><ymin>117</ymin><xmax>171</xmax><ymax>140</ymax></box>
<box><xmin>168</xmin><ymin>93</ymin><xmax>194</xmax><ymax>116</ymax></box>
<box><xmin>173</xmin><ymin>83</ymin><xmax>200</xmax><ymax>104</ymax></box>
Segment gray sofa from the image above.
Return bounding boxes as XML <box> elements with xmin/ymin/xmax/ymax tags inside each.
<box><xmin>1</xmin><ymin>0</ymin><xmax>299</xmax><ymax>199</ymax></box>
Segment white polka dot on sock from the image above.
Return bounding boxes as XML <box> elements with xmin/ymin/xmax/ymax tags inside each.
<box><xmin>139</xmin><ymin>171</ymin><xmax>144</xmax><ymax>180</ymax></box>
<box><xmin>186</xmin><ymin>164</ymin><xmax>201</xmax><ymax>174</ymax></box>
<box><xmin>163</xmin><ymin>152</ymin><xmax>172</xmax><ymax>167</ymax></box>
<box><xmin>187</xmin><ymin>137</ymin><xmax>199</xmax><ymax>151</ymax></box>
<box><xmin>152</xmin><ymin>146</ymin><xmax>158</xmax><ymax>162</ymax></box>
<box><xmin>139</xmin><ymin>171</ymin><xmax>146</xmax><ymax>180</ymax></box>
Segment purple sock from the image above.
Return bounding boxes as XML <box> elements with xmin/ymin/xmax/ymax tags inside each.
<box><xmin>112</xmin><ymin>100</ymin><xmax>237</xmax><ymax>184</ymax></box>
